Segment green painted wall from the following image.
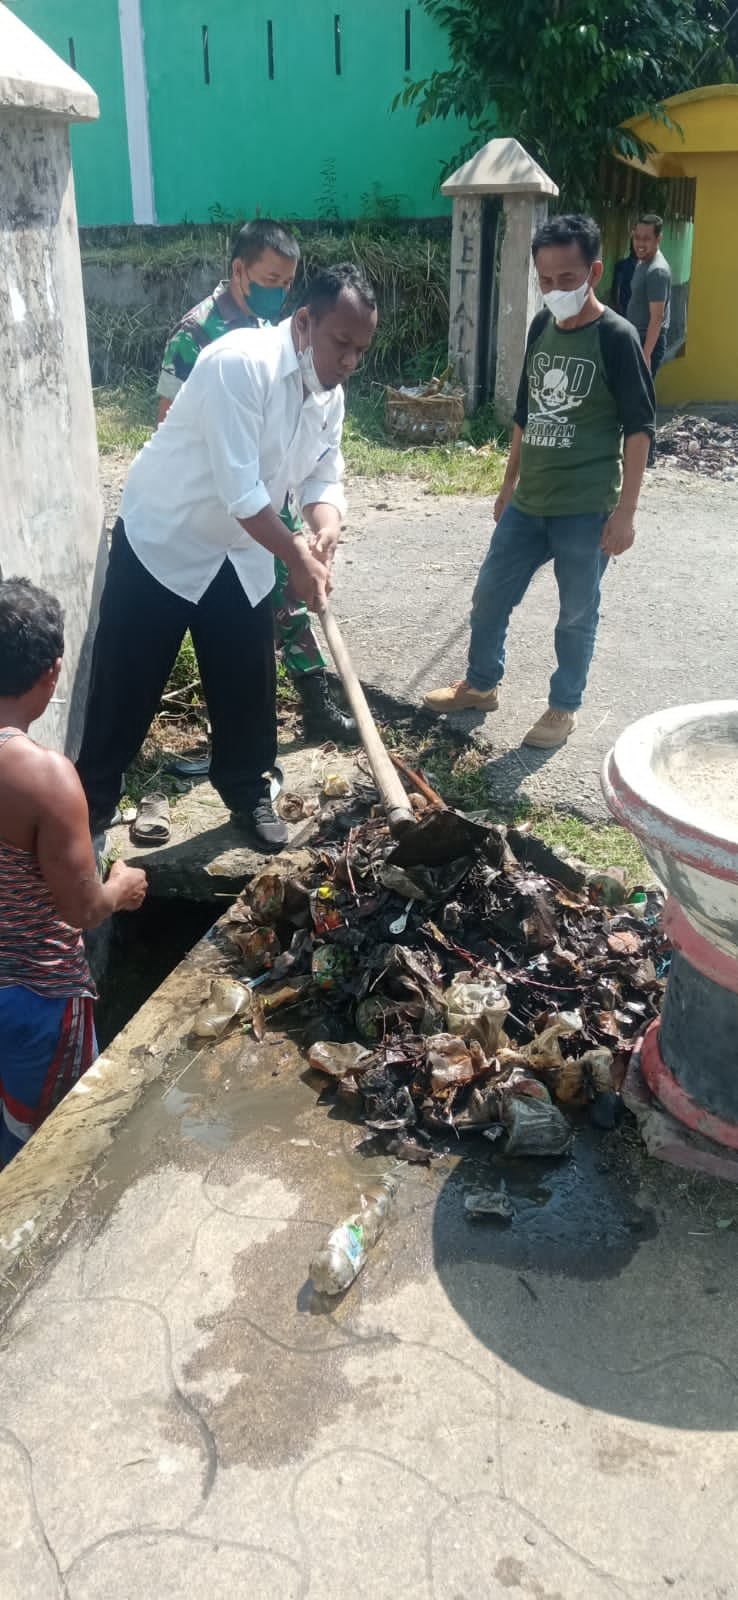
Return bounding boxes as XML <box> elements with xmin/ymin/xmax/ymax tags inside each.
<box><xmin>143</xmin><ymin>0</ymin><xmax>460</xmax><ymax>223</ymax></box>
<box><xmin>6</xmin><ymin>0</ymin><xmax>464</xmax><ymax>226</ymax></box>
<box><xmin>5</xmin><ymin>0</ymin><xmax>133</xmax><ymax>224</ymax></box>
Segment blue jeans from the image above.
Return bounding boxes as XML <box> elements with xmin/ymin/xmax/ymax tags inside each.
<box><xmin>467</xmin><ymin>504</ymin><xmax>608</xmax><ymax>712</ymax></box>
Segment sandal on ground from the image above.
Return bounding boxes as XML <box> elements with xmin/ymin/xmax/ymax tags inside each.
<box><xmin>130</xmin><ymin>791</ymin><xmax>171</xmax><ymax>845</ymax></box>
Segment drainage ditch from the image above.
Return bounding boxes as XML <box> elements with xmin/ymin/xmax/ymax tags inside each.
<box><xmin>94</xmin><ymin>896</ymin><xmax>218</xmax><ymax>1050</ymax></box>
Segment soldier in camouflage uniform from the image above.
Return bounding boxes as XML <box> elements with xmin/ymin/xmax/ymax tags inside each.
<box><xmin>157</xmin><ymin>218</ymin><xmax>357</xmax><ymax>746</ymax></box>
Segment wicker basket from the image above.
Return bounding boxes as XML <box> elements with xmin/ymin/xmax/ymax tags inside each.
<box><xmin>385</xmin><ymin>385</ymin><xmax>465</xmax><ymax>446</ymax></box>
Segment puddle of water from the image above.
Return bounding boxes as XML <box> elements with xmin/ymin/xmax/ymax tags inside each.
<box><xmin>434</xmin><ymin>1124</ymin><xmax>657</xmax><ymax>1280</ymax></box>
<box><xmin>162</xmin><ymin>1085</ymin><xmax>235</xmax><ymax>1151</ymax></box>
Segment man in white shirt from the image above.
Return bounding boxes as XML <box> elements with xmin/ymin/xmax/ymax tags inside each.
<box><xmin>76</xmin><ymin>264</ymin><xmax>377</xmax><ymax>851</ymax></box>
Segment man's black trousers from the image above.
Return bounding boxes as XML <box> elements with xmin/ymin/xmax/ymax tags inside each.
<box><xmin>76</xmin><ymin>521</ymin><xmax>277</xmax><ymax>828</ymax></box>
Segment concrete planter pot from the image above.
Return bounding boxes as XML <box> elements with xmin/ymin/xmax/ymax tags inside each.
<box><xmin>602</xmin><ymin>702</ymin><xmax>738</xmax><ymax>1153</ymax></box>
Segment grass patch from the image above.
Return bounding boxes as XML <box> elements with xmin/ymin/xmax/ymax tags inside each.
<box><xmin>94</xmin><ymin>377</ymin><xmax>507</xmax><ymax>497</ymax></box>
<box><xmin>344</xmin><ymin>391</ymin><xmax>505</xmax><ymax>497</ymax></box>
<box><xmin>95</xmin><ymin>377</ymin><xmax>158</xmax><ymax>454</ymax></box>
<box><xmin>517</xmin><ymin>808</ymin><xmax>648</xmax><ymax>884</ymax></box>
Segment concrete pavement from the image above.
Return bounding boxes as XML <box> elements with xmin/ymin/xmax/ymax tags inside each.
<box><xmin>0</xmin><ymin>915</ymin><xmax>737</xmax><ymax>1599</ymax></box>
<box><xmin>336</xmin><ymin>464</ymin><xmax>738</xmax><ymax>819</ymax></box>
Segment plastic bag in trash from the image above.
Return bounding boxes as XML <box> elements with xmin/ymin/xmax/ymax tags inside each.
<box><xmin>524</xmin><ymin>1010</ymin><xmax>582</xmax><ymax>1072</ymax></box>
<box><xmin>379</xmin><ymin>862</ymin><xmax>428</xmax><ymax>901</ymax></box>
<box><xmin>230</xmin><ymin>925</ymin><xmax>281</xmax><ymax>975</ymax></box>
<box><xmin>322</xmin><ymin>772</ymin><xmax>352</xmax><ymax>798</ymax></box>
<box><xmin>425</xmin><ymin>1033</ymin><xmax>475</xmax><ymax>1094</ymax></box>
<box><xmin>248</xmin><ymin>871</ymin><xmax>285</xmax><ymax>924</ymax></box>
<box><xmin>505</xmin><ymin>1065</ymin><xmax>552</xmax><ymax>1104</ymax></box>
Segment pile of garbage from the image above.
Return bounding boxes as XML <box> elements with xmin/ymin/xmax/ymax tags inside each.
<box><xmin>656</xmin><ymin>413</ymin><xmax>738</xmax><ymax>478</ymax></box>
<box><xmin>194</xmin><ymin>791</ymin><xmax>670</xmax><ymax>1164</ymax></box>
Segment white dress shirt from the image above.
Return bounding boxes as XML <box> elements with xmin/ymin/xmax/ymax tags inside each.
<box><xmin>120</xmin><ymin>318</ymin><xmax>347</xmax><ymax>604</ymax></box>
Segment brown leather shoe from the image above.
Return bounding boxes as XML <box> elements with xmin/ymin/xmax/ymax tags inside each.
<box><xmin>522</xmin><ymin>708</ymin><xmax>577</xmax><ymax>748</ymax></box>
<box><xmin>423</xmin><ymin>680</ymin><xmax>499</xmax><ymax>715</ymax></box>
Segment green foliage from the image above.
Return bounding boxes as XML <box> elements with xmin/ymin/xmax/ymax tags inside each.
<box><xmin>83</xmin><ymin>226</ymin><xmax>451</xmax><ymax>386</ymax></box>
<box><xmin>291</xmin><ymin>229</ymin><xmax>451</xmax><ymax>382</ymax></box>
<box><xmin>166</xmin><ymin>631</ymin><xmax>199</xmax><ymax>692</ymax></box>
<box><xmin>94</xmin><ymin>377</ymin><xmax>157</xmax><ymax>452</ymax></box>
<box><xmin>316</xmin><ymin>160</ymin><xmax>341</xmax><ymax>221</ymax></box>
<box><xmin>401</xmin><ymin>0</ymin><xmax>736</xmax><ymax>211</ymax></box>
<box><xmin>358</xmin><ymin>183</ymin><xmax>407</xmax><ymax>223</ymax></box>
<box><xmin>86</xmin><ymin>304</ymin><xmax>173</xmax><ymax>385</ymax></box>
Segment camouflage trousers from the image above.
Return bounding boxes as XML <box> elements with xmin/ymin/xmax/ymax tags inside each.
<box><xmin>272</xmin><ymin>504</ymin><xmax>327</xmax><ymax>678</ymax></box>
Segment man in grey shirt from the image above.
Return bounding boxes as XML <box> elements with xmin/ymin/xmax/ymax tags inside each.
<box><xmin>627</xmin><ymin>212</ymin><xmax>672</xmax><ymax>378</ymax></box>
<box><xmin>627</xmin><ymin>212</ymin><xmax>671</xmax><ymax>465</ymax></box>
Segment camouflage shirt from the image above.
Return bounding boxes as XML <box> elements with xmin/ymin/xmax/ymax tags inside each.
<box><xmin>157</xmin><ymin>281</ymin><xmax>258</xmax><ymax>400</ymax></box>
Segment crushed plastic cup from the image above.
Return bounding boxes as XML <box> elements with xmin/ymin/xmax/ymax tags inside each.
<box><xmin>307</xmin><ymin>1040</ymin><xmax>372</xmax><ymax>1078</ymax></box>
<box><xmin>501</xmin><ymin>1095</ymin><xmax>573</xmax><ymax>1157</ymax></box>
<box><xmin>192</xmin><ymin>976</ymin><xmax>253</xmax><ymax>1038</ymax></box>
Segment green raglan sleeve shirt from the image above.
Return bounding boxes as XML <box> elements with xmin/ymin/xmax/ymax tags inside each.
<box><xmin>512</xmin><ymin>307</ymin><xmax>655</xmax><ymax>517</ymax></box>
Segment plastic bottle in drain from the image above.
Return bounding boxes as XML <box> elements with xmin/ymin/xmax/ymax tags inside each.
<box><xmin>309</xmin><ymin>1174</ymin><xmax>399</xmax><ymax>1296</ymax></box>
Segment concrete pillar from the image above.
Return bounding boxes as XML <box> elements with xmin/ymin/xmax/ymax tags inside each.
<box><xmin>495</xmin><ymin>194</ymin><xmax>549</xmax><ymax>428</ymax></box>
<box><xmin>0</xmin><ymin>4</ymin><xmax>102</xmax><ymax>760</ymax></box>
<box><xmin>442</xmin><ymin>138</ymin><xmax>558</xmax><ymax>426</ymax></box>
<box><xmin>447</xmin><ymin>196</ymin><xmax>483</xmax><ymax>412</ymax></box>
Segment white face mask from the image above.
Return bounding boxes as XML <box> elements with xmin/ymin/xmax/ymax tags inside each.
<box><xmin>541</xmin><ymin>274</ymin><xmax>591</xmax><ymax>322</ymax></box>
<box><xmin>296</xmin><ymin>322</ymin><xmax>331</xmax><ymax>402</ymax></box>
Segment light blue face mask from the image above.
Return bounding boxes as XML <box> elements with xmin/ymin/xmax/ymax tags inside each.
<box><xmin>245</xmin><ymin>281</ymin><xmax>287</xmax><ymax>322</ymax></box>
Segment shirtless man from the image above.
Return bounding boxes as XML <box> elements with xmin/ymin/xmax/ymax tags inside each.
<box><xmin>0</xmin><ymin>577</ymin><xmax>146</xmax><ymax>1165</ymax></box>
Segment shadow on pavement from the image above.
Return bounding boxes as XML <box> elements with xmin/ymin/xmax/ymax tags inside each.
<box><xmin>431</xmin><ymin>1124</ymin><xmax>738</xmax><ymax>1432</ymax></box>
<box><xmin>482</xmin><ymin>743</ymin><xmax>559</xmax><ymax>806</ymax></box>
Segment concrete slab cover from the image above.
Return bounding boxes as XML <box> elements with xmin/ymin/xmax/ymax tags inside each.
<box><xmin>0</xmin><ymin>3</ymin><xmax>98</xmax><ymax>121</ymax></box>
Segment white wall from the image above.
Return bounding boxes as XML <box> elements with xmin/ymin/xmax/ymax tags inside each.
<box><xmin>0</xmin><ymin>111</ymin><xmax>104</xmax><ymax>757</ymax></box>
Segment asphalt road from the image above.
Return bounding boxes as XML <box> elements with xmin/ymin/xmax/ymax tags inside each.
<box><xmin>335</xmin><ymin>465</ymin><xmax>738</xmax><ymax>820</ymax></box>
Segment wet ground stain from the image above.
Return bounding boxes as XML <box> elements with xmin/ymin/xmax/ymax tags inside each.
<box><xmin>435</xmin><ymin>1125</ymin><xmax>658</xmax><ymax>1281</ymax></box>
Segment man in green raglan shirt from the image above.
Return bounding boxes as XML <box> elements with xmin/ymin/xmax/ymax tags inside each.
<box><xmin>424</xmin><ymin>213</ymin><xmax>655</xmax><ymax>748</ymax></box>
<box><xmin>157</xmin><ymin>218</ymin><xmax>357</xmax><ymax>746</ymax></box>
